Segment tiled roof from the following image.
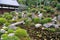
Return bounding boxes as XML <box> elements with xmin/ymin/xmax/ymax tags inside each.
<box><xmin>0</xmin><ymin>0</ymin><xmax>19</xmax><ymax>6</ymax></box>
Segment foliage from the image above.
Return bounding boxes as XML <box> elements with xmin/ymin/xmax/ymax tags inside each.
<box><xmin>40</xmin><ymin>9</ymin><xmax>47</xmax><ymax>13</ymax></box>
<box><xmin>10</xmin><ymin>11</ymin><xmax>16</xmax><ymax>16</ymax></box>
<box><xmin>31</xmin><ymin>8</ymin><xmax>38</xmax><ymax>12</ymax></box>
<box><xmin>3</xmin><ymin>12</ymin><xmax>13</xmax><ymax>20</ymax></box>
<box><xmin>32</xmin><ymin>17</ymin><xmax>41</xmax><ymax>24</ymax></box>
<box><xmin>57</xmin><ymin>0</ymin><xmax>60</xmax><ymax>2</ymax></box>
<box><xmin>1</xmin><ymin>34</ymin><xmax>8</xmax><ymax>38</ymax></box>
<box><xmin>5</xmin><ymin>22</ymin><xmax>10</xmax><ymax>26</ymax></box>
<box><xmin>41</xmin><ymin>18</ymin><xmax>52</xmax><ymax>24</ymax></box>
<box><xmin>25</xmin><ymin>19</ymin><xmax>31</xmax><ymax>26</ymax></box>
<box><xmin>44</xmin><ymin>6</ymin><xmax>55</xmax><ymax>13</ymax></box>
<box><xmin>51</xmin><ymin>1</ymin><xmax>57</xmax><ymax>7</ymax></box>
<box><xmin>0</xmin><ymin>18</ymin><xmax>6</xmax><ymax>25</ymax></box>
<box><xmin>44</xmin><ymin>28</ymin><xmax>56</xmax><ymax>32</ymax></box>
<box><xmin>56</xmin><ymin>3</ymin><xmax>60</xmax><ymax>10</ymax></box>
<box><xmin>8</xmin><ymin>29</ymin><xmax>14</xmax><ymax>33</ymax></box>
<box><xmin>1</xmin><ymin>34</ymin><xmax>20</xmax><ymax>40</ymax></box>
<box><xmin>15</xmin><ymin>28</ymin><xmax>28</xmax><ymax>37</ymax></box>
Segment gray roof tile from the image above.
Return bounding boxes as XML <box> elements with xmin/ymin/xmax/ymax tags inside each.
<box><xmin>0</xmin><ymin>0</ymin><xmax>19</xmax><ymax>6</ymax></box>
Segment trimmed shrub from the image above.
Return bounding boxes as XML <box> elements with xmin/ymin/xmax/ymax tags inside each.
<box><xmin>0</xmin><ymin>18</ymin><xmax>6</xmax><ymax>25</ymax></box>
<box><xmin>15</xmin><ymin>28</ymin><xmax>28</xmax><ymax>37</ymax></box>
<box><xmin>25</xmin><ymin>19</ymin><xmax>31</xmax><ymax>26</ymax></box>
<box><xmin>32</xmin><ymin>17</ymin><xmax>41</xmax><ymax>24</ymax></box>
<box><xmin>3</xmin><ymin>13</ymin><xmax>13</xmax><ymax>20</ymax></box>
<box><xmin>8</xmin><ymin>29</ymin><xmax>14</xmax><ymax>33</ymax></box>
<box><xmin>41</xmin><ymin>18</ymin><xmax>52</xmax><ymax>24</ymax></box>
<box><xmin>44</xmin><ymin>6</ymin><xmax>55</xmax><ymax>13</ymax></box>
<box><xmin>1</xmin><ymin>34</ymin><xmax>20</xmax><ymax>40</ymax></box>
<box><xmin>5</xmin><ymin>22</ymin><xmax>10</xmax><ymax>26</ymax></box>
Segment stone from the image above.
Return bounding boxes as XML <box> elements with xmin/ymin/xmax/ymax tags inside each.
<box><xmin>35</xmin><ymin>24</ymin><xmax>42</xmax><ymax>28</ymax></box>
<box><xmin>2</xmin><ymin>26</ymin><xmax>8</xmax><ymax>29</ymax></box>
<box><xmin>54</xmin><ymin>24</ymin><xmax>59</xmax><ymax>28</ymax></box>
<box><xmin>0</xmin><ymin>29</ymin><xmax>6</xmax><ymax>33</ymax></box>
<box><xmin>43</xmin><ymin>23</ymin><xmax>53</xmax><ymax>28</ymax></box>
<box><xmin>8</xmin><ymin>25</ymin><xmax>17</xmax><ymax>30</ymax></box>
<box><xmin>38</xmin><ymin>13</ymin><xmax>43</xmax><ymax>19</ymax></box>
<box><xmin>8</xmin><ymin>33</ymin><xmax>15</xmax><ymax>37</ymax></box>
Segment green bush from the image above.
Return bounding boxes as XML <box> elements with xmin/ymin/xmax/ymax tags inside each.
<box><xmin>10</xmin><ymin>11</ymin><xmax>16</xmax><ymax>16</ymax></box>
<box><xmin>1</xmin><ymin>34</ymin><xmax>20</xmax><ymax>40</ymax></box>
<box><xmin>32</xmin><ymin>17</ymin><xmax>41</xmax><ymax>24</ymax></box>
<box><xmin>15</xmin><ymin>28</ymin><xmax>28</xmax><ymax>37</ymax></box>
<box><xmin>50</xmin><ymin>9</ymin><xmax>55</xmax><ymax>13</ymax></box>
<box><xmin>3</xmin><ymin>13</ymin><xmax>13</xmax><ymax>20</ymax></box>
<box><xmin>44</xmin><ymin>6</ymin><xmax>54</xmax><ymax>13</ymax></box>
<box><xmin>41</xmin><ymin>18</ymin><xmax>52</xmax><ymax>24</ymax></box>
<box><xmin>5</xmin><ymin>22</ymin><xmax>10</xmax><ymax>26</ymax></box>
<box><xmin>24</xmin><ymin>19</ymin><xmax>32</xmax><ymax>26</ymax></box>
<box><xmin>56</xmin><ymin>3</ymin><xmax>60</xmax><ymax>10</ymax></box>
<box><xmin>0</xmin><ymin>18</ymin><xmax>6</xmax><ymax>25</ymax></box>
<box><xmin>40</xmin><ymin>9</ymin><xmax>47</xmax><ymax>13</ymax></box>
<box><xmin>1</xmin><ymin>34</ymin><xmax>8</xmax><ymax>38</ymax></box>
<box><xmin>44</xmin><ymin>28</ymin><xmax>56</xmax><ymax>32</ymax></box>
<box><xmin>8</xmin><ymin>29</ymin><xmax>14</xmax><ymax>33</ymax></box>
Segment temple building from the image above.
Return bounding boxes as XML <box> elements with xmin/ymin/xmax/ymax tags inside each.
<box><xmin>0</xmin><ymin>0</ymin><xmax>19</xmax><ymax>13</ymax></box>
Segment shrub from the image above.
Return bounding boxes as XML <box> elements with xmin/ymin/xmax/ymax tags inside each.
<box><xmin>10</xmin><ymin>11</ymin><xmax>16</xmax><ymax>16</ymax></box>
<box><xmin>31</xmin><ymin>8</ymin><xmax>38</xmax><ymax>12</ymax></box>
<box><xmin>0</xmin><ymin>18</ymin><xmax>6</xmax><ymax>25</ymax></box>
<box><xmin>27</xmin><ymin>13</ymin><xmax>32</xmax><ymax>17</ymax></box>
<box><xmin>24</xmin><ymin>19</ymin><xmax>32</xmax><ymax>26</ymax></box>
<box><xmin>41</xmin><ymin>18</ymin><xmax>52</xmax><ymax>24</ymax></box>
<box><xmin>15</xmin><ymin>28</ymin><xmax>28</xmax><ymax>37</ymax></box>
<box><xmin>1</xmin><ymin>34</ymin><xmax>20</xmax><ymax>40</ymax></box>
<box><xmin>56</xmin><ymin>3</ymin><xmax>60</xmax><ymax>10</ymax></box>
<box><xmin>1</xmin><ymin>34</ymin><xmax>8</xmax><ymax>38</ymax></box>
<box><xmin>44</xmin><ymin>6</ymin><xmax>55</xmax><ymax>13</ymax></box>
<box><xmin>50</xmin><ymin>9</ymin><xmax>55</xmax><ymax>13</ymax></box>
<box><xmin>3</xmin><ymin>13</ymin><xmax>13</xmax><ymax>20</ymax></box>
<box><xmin>44</xmin><ymin>28</ymin><xmax>56</xmax><ymax>32</ymax></box>
<box><xmin>51</xmin><ymin>1</ymin><xmax>57</xmax><ymax>7</ymax></box>
<box><xmin>40</xmin><ymin>9</ymin><xmax>47</xmax><ymax>13</ymax></box>
<box><xmin>32</xmin><ymin>17</ymin><xmax>41</xmax><ymax>24</ymax></box>
<box><xmin>8</xmin><ymin>29</ymin><xmax>14</xmax><ymax>33</ymax></box>
<box><xmin>5</xmin><ymin>22</ymin><xmax>10</xmax><ymax>26</ymax></box>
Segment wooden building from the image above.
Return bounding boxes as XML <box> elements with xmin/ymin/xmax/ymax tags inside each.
<box><xmin>0</xmin><ymin>0</ymin><xmax>19</xmax><ymax>13</ymax></box>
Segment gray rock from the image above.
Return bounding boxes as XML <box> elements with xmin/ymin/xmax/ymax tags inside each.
<box><xmin>35</xmin><ymin>24</ymin><xmax>42</xmax><ymax>28</ymax></box>
<box><xmin>0</xmin><ymin>29</ymin><xmax>6</xmax><ymax>33</ymax></box>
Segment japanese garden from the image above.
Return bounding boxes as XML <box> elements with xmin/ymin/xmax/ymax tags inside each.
<box><xmin>0</xmin><ymin>0</ymin><xmax>60</xmax><ymax>40</ymax></box>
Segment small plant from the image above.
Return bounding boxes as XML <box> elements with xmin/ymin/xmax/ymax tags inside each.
<box><xmin>8</xmin><ymin>29</ymin><xmax>14</xmax><ymax>33</ymax></box>
<box><xmin>44</xmin><ymin>6</ymin><xmax>54</xmax><ymax>13</ymax></box>
<box><xmin>32</xmin><ymin>17</ymin><xmax>41</xmax><ymax>24</ymax></box>
<box><xmin>5</xmin><ymin>22</ymin><xmax>10</xmax><ymax>26</ymax></box>
<box><xmin>41</xmin><ymin>18</ymin><xmax>52</xmax><ymax>24</ymax></box>
<box><xmin>3</xmin><ymin>12</ymin><xmax>13</xmax><ymax>20</ymax></box>
<box><xmin>0</xmin><ymin>18</ymin><xmax>6</xmax><ymax>25</ymax></box>
<box><xmin>15</xmin><ymin>28</ymin><xmax>28</xmax><ymax>38</ymax></box>
<box><xmin>24</xmin><ymin>19</ymin><xmax>31</xmax><ymax>26</ymax></box>
<box><xmin>40</xmin><ymin>9</ymin><xmax>47</xmax><ymax>13</ymax></box>
<box><xmin>44</xmin><ymin>28</ymin><xmax>56</xmax><ymax>32</ymax></box>
<box><xmin>1</xmin><ymin>34</ymin><xmax>20</xmax><ymax>40</ymax></box>
<box><xmin>1</xmin><ymin>34</ymin><xmax>8</xmax><ymax>38</ymax></box>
